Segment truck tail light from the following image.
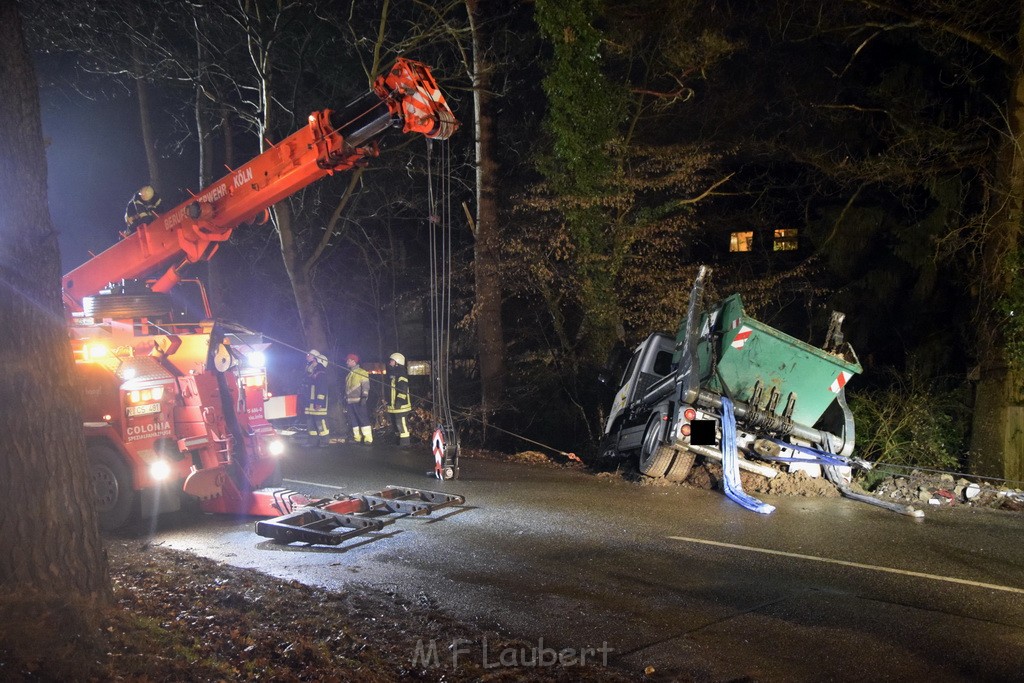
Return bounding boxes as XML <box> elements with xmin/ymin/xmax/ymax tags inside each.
<box><xmin>679</xmin><ymin>406</ymin><xmax>698</xmax><ymax>441</ymax></box>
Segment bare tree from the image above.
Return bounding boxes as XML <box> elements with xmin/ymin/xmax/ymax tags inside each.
<box><xmin>222</xmin><ymin>1</ymin><xmax>354</xmax><ymax>433</ymax></box>
<box><xmin>0</xmin><ymin>0</ymin><xmax>111</xmax><ymax>667</ymax></box>
<box><xmin>465</xmin><ymin>0</ymin><xmax>508</xmax><ymax>423</ymax></box>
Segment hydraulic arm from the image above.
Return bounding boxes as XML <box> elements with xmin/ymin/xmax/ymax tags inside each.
<box><xmin>62</xmin><ymin>58</ymin><xmax>457</xmax><ymax>311</ymax></box>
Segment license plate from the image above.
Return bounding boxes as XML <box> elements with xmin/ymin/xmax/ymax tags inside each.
<box><xmin>127</xmin><ymin>403</ymin><xmax>161</xmax><ymax>417</ymax></box>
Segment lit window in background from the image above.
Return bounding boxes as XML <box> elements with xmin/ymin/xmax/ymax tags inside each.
<box><xmin>774</xmin><ymin>228</ymin><xmax>798</xmax><ymax>251</ymax></box>
<box><xmin>729</xmin><ymin>231</ymin><xmax>754</xmax><ymax>252</ymax></box>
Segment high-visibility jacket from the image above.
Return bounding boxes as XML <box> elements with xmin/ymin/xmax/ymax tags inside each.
<box><xmin>388</xmin><ymin>367</ymin><xmax>411</xmax><ymax>414</ymax></box>
<box><xmin>303</xmin><ymin>365</ymin><xmax>328</xmax><ymax>416</ymax></box>
<box><xmin>345</xmin><ymin>365</ymin><xmax>370</xmax><ymax>404</ymax></box>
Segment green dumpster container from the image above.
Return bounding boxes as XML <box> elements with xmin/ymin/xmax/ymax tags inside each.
<box><xmin>688</xmin><ymin>294</ymin><xmax>861</xmax><ymax>428</ymax></box>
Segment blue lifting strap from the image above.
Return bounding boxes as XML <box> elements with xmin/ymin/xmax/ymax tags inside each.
<box><xmin>721</xmin><ymin>397</ymin><xmax>775</xmax><ymax>515</ymax></box>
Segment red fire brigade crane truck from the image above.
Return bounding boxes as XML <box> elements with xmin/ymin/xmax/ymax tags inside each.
<box><xmin>64</xmin><ymin>59</ymin><xmax>459</xmax><ymax>531</ymax></box>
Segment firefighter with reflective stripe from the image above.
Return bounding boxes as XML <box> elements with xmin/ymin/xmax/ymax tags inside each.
<box><xmin>303</xmin><ymin>350</ymin><xmax>330</xmax><ymax>446</ymax></box>
<box><xmin>345</xmin><ymin>353</ymin><xmax>372</xmax><ymax>443</ymax></box>
<box><xmin>387</xmin><ymin>352</ymin><xmax>412</xmax><ymax>446</ymax></box>
<box><xmin>123</xmin><ymin>184</ymin><xmax>161</xmax><ymax>236</ymax></box>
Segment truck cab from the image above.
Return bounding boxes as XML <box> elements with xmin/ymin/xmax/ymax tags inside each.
<box><xmin>604</xmin><ymin>333</ymin><xmax>676</xmax><ymax>453</ymax></box>
<box><xmin>72</xmin><ymin>280</ymin><xmax>287</xmax><ymax>529</ymax></box>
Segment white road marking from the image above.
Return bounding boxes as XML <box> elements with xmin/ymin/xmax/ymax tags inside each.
<box><xmin>668</xmin><ymin>536</ymin><xmax>1024</xmax><ymax>595</ymax></box>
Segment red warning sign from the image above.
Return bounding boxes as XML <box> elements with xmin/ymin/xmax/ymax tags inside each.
<box><xmin>432</xmin><ymin>428</ymin><xmax>445</xmax><ymax>479</ymax></box>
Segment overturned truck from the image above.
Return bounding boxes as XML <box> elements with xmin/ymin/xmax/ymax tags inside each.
<box><xmin>602</xmin><ymin>267</ymin><xmax>915</xmax><ymax>515</ymax></box>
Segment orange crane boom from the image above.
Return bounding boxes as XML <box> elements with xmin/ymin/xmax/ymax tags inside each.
<box><xmin>62</xmin><ymin>58</ymin><xmax>457</xmax><ymax>311</ymax></box>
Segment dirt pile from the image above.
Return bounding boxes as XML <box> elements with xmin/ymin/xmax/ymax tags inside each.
<box><xmin>463</xmin><ymin>448</ymin><xmax>586</xmax><ymax>469</ymax></box>
<box><xmin>758</xmin><ymin>468</ymin><xmax>842</xmax><ymax>497</ymax></box>
<box><xmin>682</xmin><ymin>462</ymin><xmax>841</xmax><ymax>497</ymax></box>
<box><xmin>509</xmin><ymin>450</ymin><xmax>561</xmax><ymax>465</ymax></box>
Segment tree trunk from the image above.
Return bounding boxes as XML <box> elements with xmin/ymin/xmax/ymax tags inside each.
<box><xmin>194</xmin><ymin>45</ymin><xmax>228</xmax><ymax>315</ymax></box>
<box><xmin>222</xmin><ymin>104</ymin><xmax>235</xmax><ymax>169</ymax></box>
<box><xmin>241</xmin><ymin>3</ymin><xmax>347</xmax><ymax>436</ymax></box>
<box><xmin>205</xmin><ymin>105</ymin><xmax>234</xmax><ymax>315</ymax></box>
<box><xmin>0</xmin><ymin>0</ymin><xmax>111</xmax><ymax>631</ymax></box>
<box><xmin>196</xmin><ymin>91</ymin><xmax>214</xmax><ymax>190</ymax></box>
<box><xmin>970</xmin><ymin>24</ymin><xmax>1024</xmax><ymax>480</ymax></box>
<box><xmin>133</xmin><ymin>43</ymin><xmax>161</xmax><ymax>193</ymax></box>
<box><xmin>466</xmin><ymin>0</ymin><xmax>507</xmax><ymax>422</ymax></box>
<box><xmin>275</xmin><ymin>201</ymin><xmax>348</xmax><ymax>435</ymax></box>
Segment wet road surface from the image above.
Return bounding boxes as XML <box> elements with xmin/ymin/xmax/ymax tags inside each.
<box><xmin>142</xmin><ymin>441</ymin><xmax>1024</xmax><ymax>681</ymax></box>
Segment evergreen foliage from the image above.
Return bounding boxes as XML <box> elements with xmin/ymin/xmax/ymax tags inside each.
<box><xmin>849</xmin><ymin>371</ymin><xmax>971</xmax><ymax>471</ymax></box>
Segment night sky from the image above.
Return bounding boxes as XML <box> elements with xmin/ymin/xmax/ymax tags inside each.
<box><xmin>38</xmin><ymin>61</ymin><xmax>198</xmax><ymax>278</ymax></box>
<box><xmin>40</xmin><ymin>78</ymin><xmax>149</xmax><ymax>272</ymax></box>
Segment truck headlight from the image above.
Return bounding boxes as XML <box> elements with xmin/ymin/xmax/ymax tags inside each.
<box><xmin>149</xmin><ymin>459</ymin><xmax>172</xmax><ymax>481</ymax></box>
<box><xmin>267</xmin><ymin>439</ymin><xmax>285</xmax><ymax>457</ymax></box>
<box><xmin>248</xmin><ymin>351</ymin><xmax>266</xmax><ymax>368</ymax></box>
<box><xmin>85</xmin><ymin>342</ymin><xmax>109</xmax><ymax>360</ymax></box>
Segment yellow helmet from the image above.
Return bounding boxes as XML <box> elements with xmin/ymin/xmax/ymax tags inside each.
<box><xmin>389</xmin><ymin>352</ymin><xmax>406</xmax><ymax>365</ymax></box>
<box><xmin>138</xmin><ymin>185</ymin><xmax>156</xmax><ymax>202</ymax></box>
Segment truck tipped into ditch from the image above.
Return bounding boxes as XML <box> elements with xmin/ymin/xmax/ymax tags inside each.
<box><xmin>602</xmin><ymin>267</ymin><xmax>868</xmax><ymax>503</ymax></box>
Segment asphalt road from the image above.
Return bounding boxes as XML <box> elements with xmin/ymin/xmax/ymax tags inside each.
<box><xmin>143</xmin><ymin>440</ymin><xmax>1024</xmax><ymax>682</ymax></box>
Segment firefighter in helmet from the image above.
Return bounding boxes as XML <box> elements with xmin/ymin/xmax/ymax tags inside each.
<box><xmin>386</xmin><ymin>352</ymin><xmax>412</xmax><ymax>446</ymax></box>
<box><xmin>344</xmin><ymin>353</ymin><xmax>372</xmax><ymax>443</ymax></box>
<box><xmin>303</xmin><ymin>350</ymin><xmax>330</xmax><ymax>447</ymax></box>
<box><xmin>123</xmin><ymin>184</ymin><xmax>161</xmax><ymax>236</ymax></box>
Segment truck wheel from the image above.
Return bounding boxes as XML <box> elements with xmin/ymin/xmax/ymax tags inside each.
<box><xmin>638</xmin><ymin>415</ymin><xmax>674</xmax><ymax>478</ymax></box>
<box><xmin>88</xmin><ymin>444</ymin><xmax>137</xmax><ymax>531</ymax></box>
<box><xmin>665</xmin><ymin>449</ymin><xmax>696</xmax><ymax>482</ymax></box>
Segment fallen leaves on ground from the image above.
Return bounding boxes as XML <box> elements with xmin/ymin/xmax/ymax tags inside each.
<box><xmin>2</xmin><ymin>541</ymin><xmax>632</xmax><ymax>682</ymax></box>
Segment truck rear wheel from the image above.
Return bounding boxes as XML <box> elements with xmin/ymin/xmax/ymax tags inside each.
<box><xmin>88</xmin><ymin>444</ymin><xmax>137</xmax><ymax>531</ymax></box>
<box><xmin>638</xmin><ymin>415</ymin><xmax>674</xmax><ymax>477</ymax></box>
